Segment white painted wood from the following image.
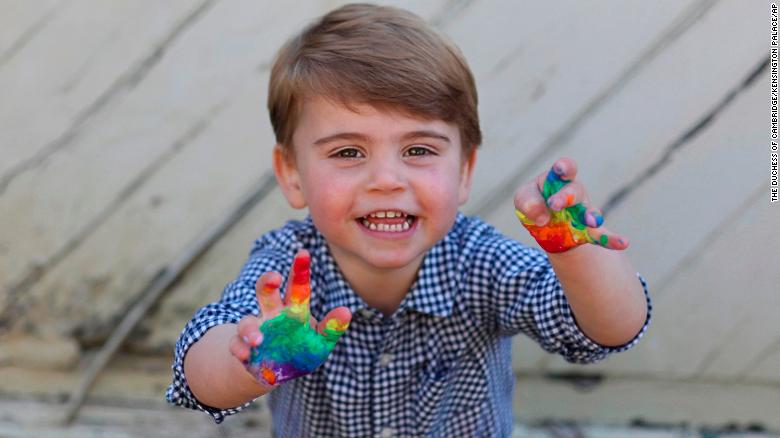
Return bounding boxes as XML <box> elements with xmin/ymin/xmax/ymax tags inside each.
<box><xmin>133</xmin><ymin>187</ymin><xmax>305</xmax><ymax>353</ymax></box>
<box><xmin>0</xmin><ymin>0</ymin><xmax>62</xmax><ymax>57</ymax></box>
<box><xmin>515</xmin><ymin>375</ymin><xmax>780</xmax><ymax>430</ymax></box>
<box><xmin>0</xmin><ymin>397</ymin><xmax>272</xmax><ymax>437</ymax></box>
<box><xmin>747</xmin><ymin>339</ymin><xmax>780</xmax><ymax>382</ymax></box>
<box><xmin>0</xmin><ymin>1</ymin><xmax>198</xmax><ymax>177</ymax></box>
<box><xmin>1</xmin><ymin>0</ymin><xmax>449</xmax><ymax>340</ymax></box>
<box><xmin>657</xmin><ymin>193</ymin><xmax>777</xmax><ymax>381</ymax></box>
<box><xmin>493</xmin><ymin>0</ymin><xmax>767</xmax><ymax>377</ymax></box>
<box><xmin>537</xmin><ymin>59</ymin><xmax>767</xmax><ymax>377</ymax></box>
<box><xmin>449</xmin><ymin>0</ymin><xmax>699</xmax><ymax>213</ymax></box>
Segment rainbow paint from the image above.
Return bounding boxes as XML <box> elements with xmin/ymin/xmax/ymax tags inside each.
<box><xmin>246</xmin><ymin>253</ymin><xmax>350</xmax><ymax>386</ymax></box>
<box><xmin>515</xmin><ymin>167</ymin><xmax>608</xmax><ymax>253</ymax></box>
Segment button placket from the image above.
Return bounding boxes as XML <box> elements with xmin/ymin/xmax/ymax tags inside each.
<box><xmin>378</xmin><ymin>353</ymin><xmax>394</xmax><ymax>368</ymax></box>
<box><xmin>373</xmin><ymin>315</ymin><xmax>400</xmax><ymax>437</ymax></box>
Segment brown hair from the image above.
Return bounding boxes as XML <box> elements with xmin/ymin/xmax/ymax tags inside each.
<box><xmin>267</xmin><ymin>3</ymin><xmax>481</xmax><ymax>159</ymax></box>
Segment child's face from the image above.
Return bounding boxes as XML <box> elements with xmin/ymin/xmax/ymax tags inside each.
<box><xmin>274</xmin><ymin>96</ymin><xmax>477</xmax><ymax>273</ymax></box>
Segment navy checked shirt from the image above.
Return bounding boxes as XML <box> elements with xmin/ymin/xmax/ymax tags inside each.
<box><xmin>166</xmin><ymin>212</ymin><xmax>651</xmax><ymax>437</ymax></box>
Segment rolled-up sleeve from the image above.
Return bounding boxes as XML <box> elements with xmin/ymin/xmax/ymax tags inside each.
<box><xmin>165</xmin><ymin>242</ymin><xmax>290</xmax><ymax>423</ymax></box>
<box><xmin>491</xmin><ymin>239</ymin><xmax>652</xmax><ymax>364</ymax></box>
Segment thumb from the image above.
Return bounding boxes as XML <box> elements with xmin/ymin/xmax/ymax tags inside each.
<box><xmin>317</xmin><ymin>307</ymin><xmax>352</xmax><ymax>345</ymax></box>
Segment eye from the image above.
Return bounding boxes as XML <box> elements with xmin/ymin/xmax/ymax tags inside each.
<box><xmin>331</xmin><ymin>147</ymin><xmax>364</xmax><ymax>159</ymax></box>
<box><xmin>404</xmin><ymin>146</ymin><xmax>435</xmax><ymax>157</ymax></box>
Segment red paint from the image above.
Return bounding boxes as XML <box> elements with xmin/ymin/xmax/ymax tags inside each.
<box><xmin>523</xmin><ymin>221</ymin><xmax>580</xmax><ymax>253</ymax></box>
<box><xmin>292</xmin><ymin>252</ymin><xmax>310</xmax><ymax>285</ymax></box>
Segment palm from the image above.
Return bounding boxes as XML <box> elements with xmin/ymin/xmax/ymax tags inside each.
<box><xmin>245</xmin><ymin>251</ymin><xmax>350</xmax><ymax>386</ymax></box>
<box><xmin>515</xmin><ymin>168</ymin><xmax>601</xmax><ymax>253</ymax></box>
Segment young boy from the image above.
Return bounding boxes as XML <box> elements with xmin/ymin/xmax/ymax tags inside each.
<box><xmin>167</xmin><ymin>4</ymin><xmax>651</xmax><ymax>437</ymax></box>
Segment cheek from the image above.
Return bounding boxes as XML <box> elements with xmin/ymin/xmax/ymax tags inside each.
<box><xmin>301</xmin><ymin>167</ymin><xmax>355</xmax><ymax>213</ymax></box>
<box><xmin>413</xmin><ymin>166</ymin><xmax>462</xmax><ymax>212</ymax></box>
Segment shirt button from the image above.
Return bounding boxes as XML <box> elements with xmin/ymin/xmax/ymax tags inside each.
<box><xmin>378</xmin><ymin>353</ymin><xmax>394</xmax><ymax>368</ymax></box>
<box><xmin>359</xmin><ymin>308</ymin><xmax>373</xmax><ymax>318</ymax></box>
<box><xmin>379</xmin><ymin>427</ymin><xmax>395</xmax><ymax>438</ymax></box>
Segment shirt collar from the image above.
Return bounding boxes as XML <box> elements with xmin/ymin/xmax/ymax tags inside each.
<box><xmin>306</xmin><ymin>214</ymin><xmax>465</xmax><ymax>319</ymax></box>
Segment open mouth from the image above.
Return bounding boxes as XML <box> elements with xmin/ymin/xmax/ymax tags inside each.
<box><xmin>356</xmin><ymin>210</ymin><xmax>417</xmax><ymax>233</ymax></box>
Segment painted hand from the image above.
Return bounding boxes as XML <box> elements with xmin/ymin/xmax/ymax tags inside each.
<box><xmin>513</xmin><ymin>157</ymin><xmax>629</xmax><ymax>253</ymax></box>
<box><xmin>229</xmin><ymin>249</ymin><xmax>352</xmax><ymax>387</ymax></box>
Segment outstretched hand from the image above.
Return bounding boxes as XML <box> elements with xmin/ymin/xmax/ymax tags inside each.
<box><xmin>514</xmin><ymin>157</ymin><xmax>629</xmax><ymax>253</ymax></box>
<box><xmin>229</xmin><ymin>249</ymin><xmax>352</xmax><ymax>387</ymax></box>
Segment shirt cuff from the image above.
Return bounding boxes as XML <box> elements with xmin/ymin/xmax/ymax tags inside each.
<box><xmin>165</xmin><ymin>303</ymin><xmax>257</xmax><ymax>423</ymax></box>
<box><xmin>557</xmin><ymin>272</ymin><xmax>652</xmax><ymax>363</ymax></box>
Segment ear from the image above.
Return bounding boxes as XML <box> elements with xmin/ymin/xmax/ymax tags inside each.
<box><xmin>273</xmin><ymin>145</ymin><xmax>307</xmax><ymax>209</ymax></box>
<box><xmin>458</xmin><ymin>147</ymin><xmax>478</xmax><ymax>205</ymax></box>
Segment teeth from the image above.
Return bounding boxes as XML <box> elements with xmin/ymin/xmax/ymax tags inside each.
<box><xmin>366</xmin><ymin>210</ymin><xmax>409</xmax><ymax>218</ymax></box>
<box><xmin>359</xmin><ymin>216</ymin><xmax>415</xmax><ymax>232</ymax></box>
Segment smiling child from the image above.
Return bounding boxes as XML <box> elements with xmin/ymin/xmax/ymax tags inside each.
<box><xmin>167</xmin><ymin>4</ymin><xmax>651</xmax><ymax>437</ymax></box>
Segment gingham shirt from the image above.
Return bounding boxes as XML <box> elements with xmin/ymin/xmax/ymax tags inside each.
<box><xmin>166</xmin><ymin>213</ymin><xmax>651</xmax><ymax>437</ymax></box>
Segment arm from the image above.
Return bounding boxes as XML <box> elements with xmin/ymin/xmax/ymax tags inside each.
<box><xmin>548</xmin><ymin>244</ymin><xmax>647</xmax><ymax>347</ymax></box>
<box><xmin>173</xmin><ymin>249</ymin><xmax>351</xmax><ymax>418</ymax></box>
<box><xmin>184</xmin><ymin>323</ymin><xmax>273</xmax><ymax>409</ymax></box>
<box><xmin>513</xmin><ymin>157</ymin><xmax>650</xmax><ymax>349</ymax></box>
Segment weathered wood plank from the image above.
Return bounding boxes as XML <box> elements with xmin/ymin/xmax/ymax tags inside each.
<box><xmin>490</xmin><ymin>0</ymin><xmax>765</xmax><ymax>376</ymax></box>
<box><xmin>515</xmin><ymin>374</ymin><xmax>780</xmax><ymax>431</ymax></box>
<box><xmin>131</xmin><ymin>186</ymin><xmax>304</xmax><ymax>353</ymax></box>
<box><xmin>536</xmin><ymin>55</ymin><xmax>766</xmax><ymax>378</ymax></box>
<box><xmin>0</xmin><ymin>0</ymin><xmax>450</xmax><ymax>346</ymax></box>
<box><xmin>747</xmin><ymin>338</ymin><xmax>780</xmax><ymax>383</ymax></box>
<box><xmin>658</xmin><ymin>192</ymin><xmax>777</xmax><ymax>381</ymax></box>
<box><xmin>451</xmin><ymin>0</ymin><xmax>702</xmax><ymax>214</ymax></box>
<box><xmin>0</xmin><ymin>397</ymin><xmax>271</xmax><ymax>438</ymax></box>
<box><xmin>0</xmin><ymin>0</ymin><xmax>62</xmax><ymax>64</ymax></box>
<box><xmin>0</xmin><ymin>0</ymin><xmax>209</xmax><ymax>318</ymax></box>
<box><xmin>0</xmin><ymin>1</ymin><xmax>202</xmax><ymax>180</ymax></box>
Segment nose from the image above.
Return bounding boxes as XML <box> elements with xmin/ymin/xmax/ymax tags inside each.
<box><xmin>366</xmin><ymin>155</ymin><xmax>406</xmax><ymax>193</ymax></box>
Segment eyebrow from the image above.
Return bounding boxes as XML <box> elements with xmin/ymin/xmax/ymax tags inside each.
<box><xmin>313</xmin><ymin>130</ymin><xmax>451</xmax><ymax>146</ymax></box>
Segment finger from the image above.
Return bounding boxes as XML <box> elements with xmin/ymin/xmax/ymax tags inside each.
<box><xmin>586</xmin><ymin>226</ymin><xmax>629</xmax><ymax>250</ymax></box>
<box><xmin>229</xmin><ymin>334</ymin><xmax>251</xmax><ymax>362</ymax></box>
<box><xmin>284</xmin><ymin>249</ymin><xmax>311</xmax><ymax>323</ymax></box>
<box><xmin>237</xmin><ymin>316</ymin><xmax>264</xmax><ymax>347</ymax></box>
<box><xmin>514</xmin><ymin>181</ymin><xmax>550</xmax><ymax>226</ymax></box>
<box><xmin>546</xmin><ymin>181</ymin><xmax>585</xmax><ymax>212</ymax></box>
<box><xmin>550</xmin><ymin>157</ymin><xmax>578</xmax><ymax>182</ymax></box>
<box><xmin>317</xmin><ymin>307</ymin><xmax>352</xmax><ymax>344</ymax></box>
<box><xmin>536</xmin><ymin>166</ymin><xmax>568</xmax><ymax>201</ymax></box>
<box><xmin>256</xmin><ymin>271</ymin><xmax>284</xmax><ymax>321</ymax></box>
<box><xmin>583</xmin><ymin>206</ymin><xmax>605</xmax><ymax>229</ymax></box>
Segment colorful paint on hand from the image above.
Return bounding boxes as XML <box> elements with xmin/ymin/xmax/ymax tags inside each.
<box><xmin>246</xmin><ymin>253</ymin><xmax>350</xmax><ymax>386</ymax></box>
<box><xmin>516</xmin><ymin>167</ymin><xmax>608</xmax><ymax>253</ymax></box>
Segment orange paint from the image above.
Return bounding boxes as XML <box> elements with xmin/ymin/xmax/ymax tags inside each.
<box><xmin>260</xmin><ymin>366</ymin><xmax>277</xmax><ymax>385</ymax></box>
<box><xmin>522</xmin><ymin>221</ymin><xmax>580</xmax><ymax>253</ymax></box>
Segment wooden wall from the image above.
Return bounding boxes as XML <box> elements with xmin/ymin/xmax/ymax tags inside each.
<box><xmin>0</xmin><ymin>0</ymin><xmax>774</xmax><ymax>431</ymax></box>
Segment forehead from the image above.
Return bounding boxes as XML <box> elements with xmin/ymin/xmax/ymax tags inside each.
<box><xmin>293</xmin><ymin>96</ymin><xmax>459</xmax><ymax>143</ymax></box>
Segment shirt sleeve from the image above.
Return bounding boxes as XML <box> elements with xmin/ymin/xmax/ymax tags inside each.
<box><xmin>165</xmin><ymin>239</ymin><xmax>291</xmax><ymax>423</ymax></box>
<box><xmin>490</xmin><ymin>238</ymin><xmax>652</xmax><ymax>364</ymax></box>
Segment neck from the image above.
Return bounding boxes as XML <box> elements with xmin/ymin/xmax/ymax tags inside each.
<box><xmin>328</xmin><ymin>245</ymin><xmax>423</xmax><ymax>317</ymax></box>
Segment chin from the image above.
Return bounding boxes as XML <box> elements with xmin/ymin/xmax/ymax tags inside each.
<box><xmin>364</xmin><ymin>254</ymin><xmax>414</xmax><ymax>269</ymax></box>
<box><xmin>361</xmin><ymin>250</ymin><xmax>421</xmax><ymax>270</ymax></box>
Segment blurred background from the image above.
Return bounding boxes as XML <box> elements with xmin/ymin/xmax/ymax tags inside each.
<box><xmin>0</xmin><ymin>0</ymin><xmax>773</xmax><ymax>436</ymax></box>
